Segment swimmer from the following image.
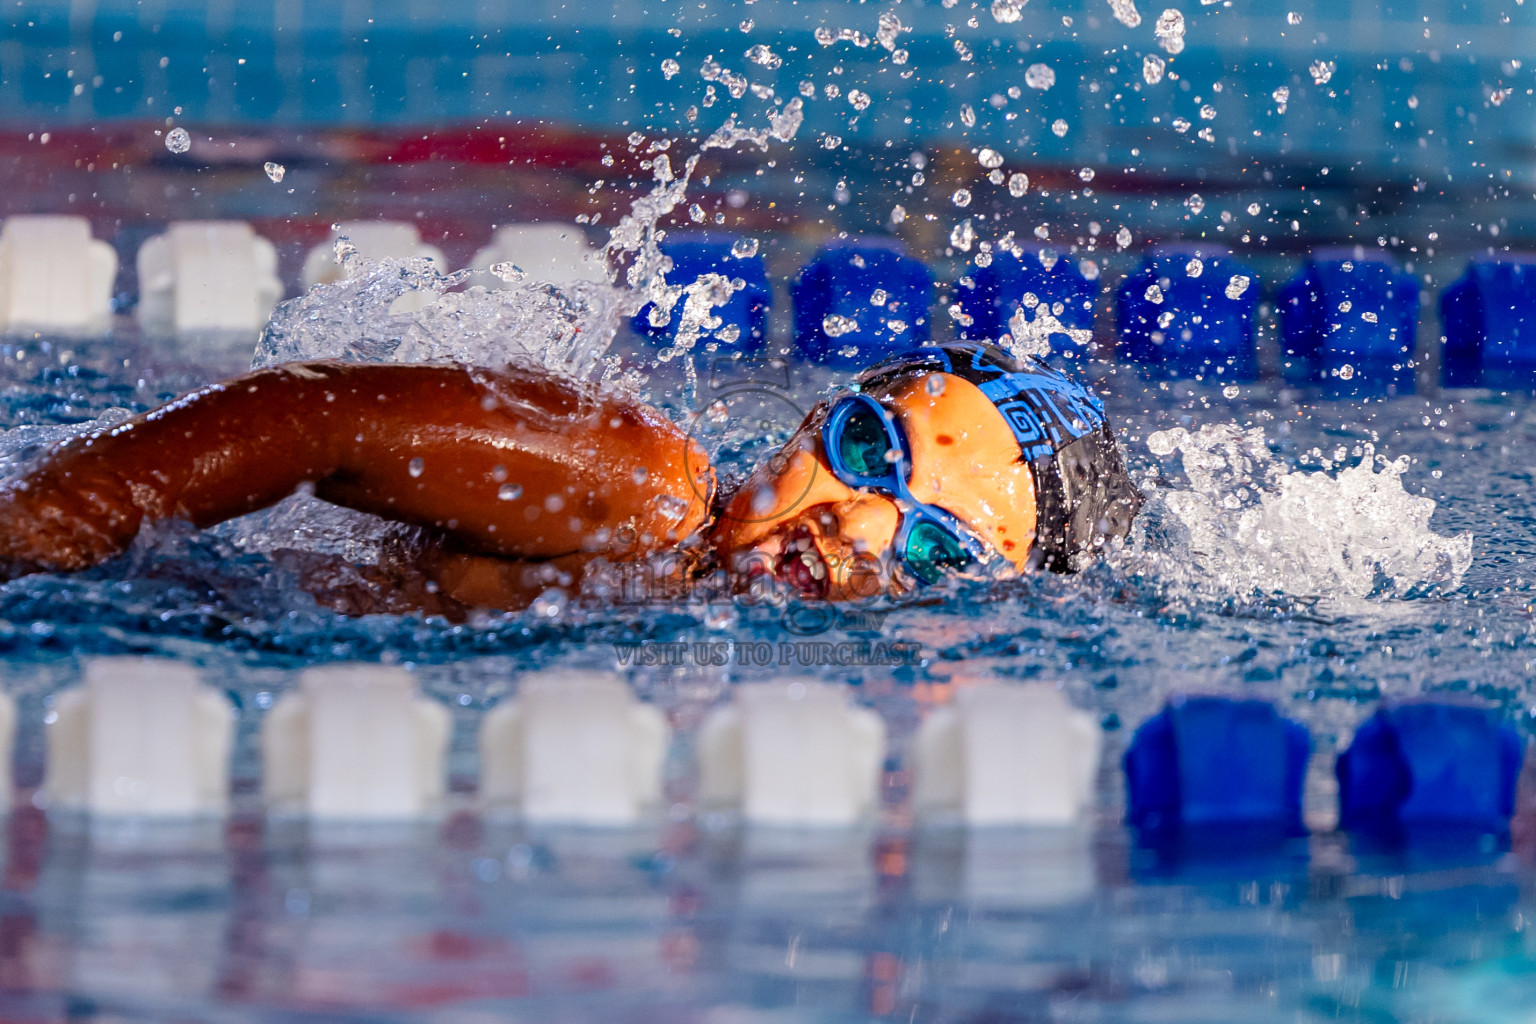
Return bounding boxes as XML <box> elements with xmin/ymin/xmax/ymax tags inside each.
<box><xmin>0</xmin><ymin>342</ymin><xmax>1140</xmax><ymax>613</ymax></box>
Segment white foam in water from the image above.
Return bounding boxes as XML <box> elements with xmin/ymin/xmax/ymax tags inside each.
<box><xmin>1127</xmin><ymin>423</ymin><xmax>1473</xmax><ymax>601</ymax></box>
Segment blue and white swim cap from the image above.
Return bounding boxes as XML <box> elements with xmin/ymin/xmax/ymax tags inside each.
<box><xmin>857</xmin><ymin>341</ymin><xmax>1141</xmax><ymax>571</ymax></box>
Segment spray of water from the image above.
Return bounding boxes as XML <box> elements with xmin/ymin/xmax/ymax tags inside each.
<box><xmin>254</xmin><ymin>244</ymin><xmax>625</xmax><ymax>381</ymax></box>
<box><xmin>256</xmin><ymin>100</ymin><xmax>806</xmax><ymax>392</ymax></box>
<box><xmin>1123</xmin><ymin>423</ymin><xmax>1473</xmax><ymax>602</ymax></box>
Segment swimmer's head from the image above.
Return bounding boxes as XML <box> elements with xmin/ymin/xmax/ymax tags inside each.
<box><xmin>710</xmin><ymin>342</ymin><xmax>1141</xmax><ymax>599</ymax></box>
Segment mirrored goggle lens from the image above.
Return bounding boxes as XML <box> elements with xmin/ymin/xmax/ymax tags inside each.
<box><xmin>903</xmin><ymin>520</ymin><xmax>972</xmax><ymax>585</ymax></box>
<box><xmin>834</xmin><ymin>405</ymin><xmax>894</xmax><ymax>480</ymax></box>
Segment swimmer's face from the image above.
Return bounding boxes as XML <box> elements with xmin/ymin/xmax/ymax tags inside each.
<box><xmin>710</xmin><ymin>371</ymin><xmax>1037</xmax><ymax>599</ymax></box>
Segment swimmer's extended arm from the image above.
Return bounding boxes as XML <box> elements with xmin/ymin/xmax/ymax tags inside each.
<box><xmin>0</xmin><ymin>361</ymin><xmax>714</xmax><ymax>581</ymax></box>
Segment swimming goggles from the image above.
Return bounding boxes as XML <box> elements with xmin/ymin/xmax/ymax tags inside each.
<box><xmin>820</xmin><ymin>392</ymin><xmax>994</xmax><ymax>586</ymax></box>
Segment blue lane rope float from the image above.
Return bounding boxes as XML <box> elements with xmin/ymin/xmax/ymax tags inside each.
<box><xmin>1441</xmin><ymin>256</ymin><xmax>1536</xmax><ymax>389</ymax></box>
<box><xmin>1278</xmin><ymin>251</ymin><xmax>1419</xmax><ymax>396</ymax></box>
<box><xmin>1337</xmin><ymin>701</ymin><xmax>1525</xmax><ymax>835</ymax></box>
<box><xmin>1116</xmin><ymin>245</ymin><xmax>1260</xmax><ymax>382</ymax></box>
<box><xmin>954</xmin><ymin>249</ymin><xmax>1097</xmax><ymax>362</ymax></box>
<box><xmin>1124</xmin><ymin>695</ymin><xmax>1310</xmax><ymax>835</ymax></box>
<box><xmin>630</xmin><ymin>233</ymin><xmax>772</xmax><ymax>355</ymax></box>
<box><xmin>792</xmin><ymin>238</ymin><xmax>934</xmax><ymax>370</ymax></box>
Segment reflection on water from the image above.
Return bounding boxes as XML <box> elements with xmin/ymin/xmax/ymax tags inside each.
<box><xmin>0</xmin><ymin>801</ymin><xmax>1530</xmax><ymax>1022</ymax></box>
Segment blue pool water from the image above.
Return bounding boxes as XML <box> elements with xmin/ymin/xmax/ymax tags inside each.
<box><xmin>0</xmin><ymin>323</ymin><xmax>1531</xmax><ymax>1022</ymax></box>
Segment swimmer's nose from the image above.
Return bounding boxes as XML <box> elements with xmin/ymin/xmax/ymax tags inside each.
<box><xmin>826</xmin><ymin>492</ymin><xmax>903</xmax><ymax>567</ymax></box>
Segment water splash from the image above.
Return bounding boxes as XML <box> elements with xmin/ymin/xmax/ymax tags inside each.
<box><xmin>1005</xmin><ymin>294</ymin><xmax>1091</xmax><ymax>359</ymax></box>
<box><xmin>258</xmin><ymin>100</ymin><xmax>806</xmax><ymax>386</ymax></box>
<box><xmin>254</xmin><ymin>244</ymin><xmax>625</xmax><ymax>381</ymax></box>
<box><xmin>1124</xmin><ymin>424</ymin><xmax>1473</xmax><ymax>602</ymax></box>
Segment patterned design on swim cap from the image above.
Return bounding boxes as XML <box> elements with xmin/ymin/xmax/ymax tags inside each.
<box><xmin>860</xmin><ymin>341</ymin><xmax>1105</xmax><ymax>461</ymax></box>
<box><xmin>857</xmin><ymin>341</ymin><xmax>1141</xmax><ymax>574</ymax></box>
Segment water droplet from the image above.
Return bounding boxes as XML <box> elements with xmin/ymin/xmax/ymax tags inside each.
<box><xmin>1146</xmin><ymin>429</ymin><xmax>1178</xmax><ymax>456</ymax></box>
<box><xmin>655</xmin><ymin>494</ymin><xmax>689</xmax><ymax>520</ymax></box>
<box><xmin>1154</xmin><ymin>9</ymin><xmax>1186</xmax><ymax>54</ymax></box>
<box><xmin>408</xmin><ymin>457</ymin><xmax>424</xmax><ymax>478</ymax></box>
<box><xmin>822</xmin><ymin>315</ymin><xmax>859</xmax><ymax>337</ymax></box>
<box><xmin>1223</xmin><ymin>384</ymin><xmax>1241</xmax><ymax>398</ymax></box>
<box><xmin>489</xmin><ymin>262</ymin><xmax>525</xmax><ymax>283</ymax></box>
<box><xmin>1185</xmin><ymin>258</ymin><xmax>1204</xmax><ymax>277</ymax></box>
<box><xmin>531</xmin><ymin>588</ymin><xmax>568</xmax><ymax>618</ymax></box>
<box><xmin>890</xmin><ymin>204</ymin><xmax>907</xmax><ymax>224</ymax></box>
<box><xmin>978</xmin><ymin>147</ymin><xmax>1005</xmax><ymax>169</ymax></box>
<box><xmin>498</xmin><ymin>483</ymin><xmax>523</xmax><ymax>501</ymax></box>
<box><xmin>1079</xmin><ymin>167</ymin><xmax>1095</xmax><ymax>182</ymax></box>
<box><xmin>1309</xmin><ymin>60</ymin><xmax>1335</xmax><ymax>85</ymax></box>
<box><xmin>1143</xmin><ymin>55</ymin><xmax>1166</xmax><ymax>84</ymax></box>
<box><xmin>1338</xmin><ymin>300</ymin><xmax>1353</xmax><ymax>313</ymax></box>
<box><xmin>731</xmin><ymin>237</ymin><xmax>759</xmax><ymax>259</ymax></box>
<box><xmin>1272</xmin><ymin>85</ymin><xmax>1291</xmax><ymax>109</ymax></box>
<box><xmin>164</xmin><ymin>127</ymin><xmax>191</xmax><ymax>154</ymax></box>
<box><xmin>1199</xmin><ymin>105</ymin><xmax>1217</xmax><ymax>120</ymax></box>
<box><xmin>1338</xmin><ymin>363</ymin><xmax>1355</xmax><ymax>380</ymax></box>
<box><xmin>1225</xmin><ymin>275</ymin><xmax>1251</xmax><ymax>299</ymax></box>
<box><xmin>848</xmin><ymin>89</ymin><xmax>872</xmax><ymax>111</ymax></box>
<box><xmin>263</xmin><ymin>161</ymin><xmax>286</xmax><ymax>183</ymax></box>
<box><xmin>952</xmin><ymin>188</ymin><xmax>972</xmax><ymax>208</ymax></box>
<box><xmin>1186</xmin><ymin>193</ymin><xmax>1205</xmax><ymax>215</ymax></box>
<box><xmin>1247</xmin><ymin>202</ymin><xmax>1261</xmax><ymax>215</ymax></box>
<box><xmin>926</xmin><ymin>374</ymin><xmax>947</xmax><ymax>396</ymax></box>
<box><xmin>1008</xmin><ymin>172</ymin><xmax>1030</xmax><ymax>197</ymax></box>
<box><xmin>1051</xmin><ymin>119</ymin><xmax>1070</xmax><ymax>137</ymax></box>
<box><xmin>960</xmin><ymin>104</ymin><xmax>977</xmax><ymax>128</ymax></box>
<box><xmin>661</xmin><ymin>58</ymin><xmax>680</xmax><ymax>79</ymax></box>
<box><xmin>870</xmin><ymin>288</ymin><xmax>888</xmax><ymax>306</ymax></box>
<box><xmin>1144</xmin><ymin>285</ymin><xmax>1165</xmax><ymax>304</ymax></box>
<box><xmin>1109</xmin><ymin>0</ymin><xmax>1142</xmax><ymax>27</ymax></box>
<box><xmin>1362</xmin><ymin>311</ymin><xmax>1380</xmax><ymax>324</ymax></box>
<box><xmin>822</xmin><ymin>134</ymin><xmax>843</xmax><ymax>150</ymax></box>
<box><xmin>1025</xmin><ymin>63</ymin><xmax>1056</xmax><ymax>90</ymax></box>
<box><xmin>1116</xmin><ymin>226</ymin><xmax>1133</xmax><ymax>248</ymax></box>
<box><xmin>950</xmin><ymin>218</ymin><xmax>976</xmax><ymax>251</ymax></box>
<box><xmin>991</xmin><ymin>0</ymin><xmax>1026</xmax><ymax>23</ymax></box>
<box><xmin>1287</xmin><ymin>11</ymin><xmax>1303</xmax><ymax>24</ymax></box>
<box><xmin>745</xmin><ymin>44</ymin><xmax>781</xmax><ymax>69</ymax></box>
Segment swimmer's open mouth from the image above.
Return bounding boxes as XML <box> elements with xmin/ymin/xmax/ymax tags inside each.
<box><xmin>773</xmin><ymin>527</ymin><xmax>830</xmax><ymax>600</ymax></box>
